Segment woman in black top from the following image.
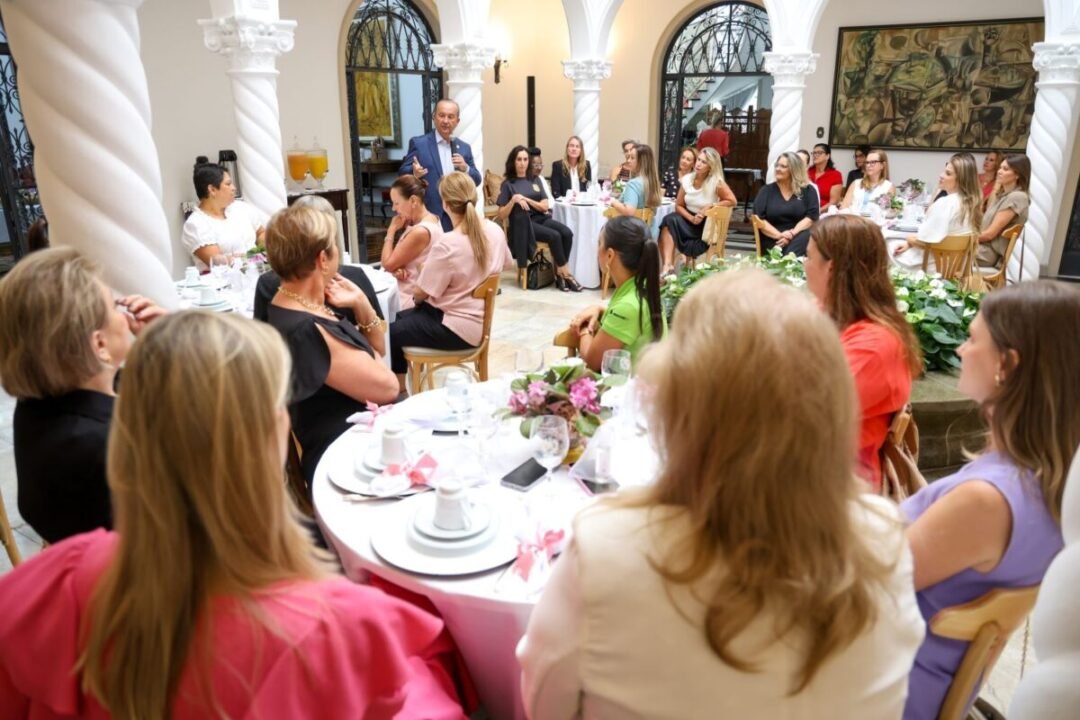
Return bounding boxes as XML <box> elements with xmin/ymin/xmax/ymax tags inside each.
<box><xmin>264</xmin><ymin>204</ymin><xmax>399</xmax><ymax>482</ymax></box>
<box><xmin>752</xmin><ymin>152</ymin><xmax>820</xmax><ymax>256</ymax></box>
<box><xmin>550</xmin><ymin>135</ymin><xmax>593</xmax><ymax>198</ymax></box>
<box><xmin>0</xmin><ymin>248</ymin><xmax>165</xmax><ymax>543</ymax></box>
<box><xmin>497</xmin><ymin>145</ymin><xmax>582</xmax><ymax>291</ymax></box>
<box><xmin>662</xmin><ymin>146</ymin><xmax>697</xmax><ymax>199</ymax></box>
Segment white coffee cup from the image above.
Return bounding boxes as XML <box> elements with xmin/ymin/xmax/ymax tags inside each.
<box><xmin>198</xmin><ymin>286</ymin><xmax>219</xmax><ymax>305</ymax></box>
<box><xmin>432</xmin><ymin>479</ymin><xmax>472</xmax><ymax>531</ymax></box>
<box><xmin>380</xmin><ymin>422</ymin><xmax>408</xmax><ymax>466</ymax></box>
<box><xmin>184</xmin><ymin>266</ymin><xmax>199</xmax><ymax>286</ymax></box>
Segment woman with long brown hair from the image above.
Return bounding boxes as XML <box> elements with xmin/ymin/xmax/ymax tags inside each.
<box><xmin>901</xmin><ymin>280</ymin><xmax>1079</xmax><ymax>719</ymax></box>
<box><xmin>550</xmin><ymin>135</ymin><xmax>592</xmax><ymax>198</ymax></box>
<box><xmin>805</xmin><ymin>215</ymin><xmax>922</xmax><ymax>491</ymax></box>
<box><xmin>0</xmin><ymin>312</ymin><xmax>467</xmax><ymax>718</ymax></box>
<box><xmin>977</xmin><ymin>153</ymin><xmax>1030</xmax><ymax>268</ymax></box>
<box><xmin>520</xmin><ymin>269</ymin><xmax>924</xmax><ymax>718</ymax></box>
<box><xmin>382</xmin><ymin>174</ymin><xmax>441</xmax><ymax>310</ymax></box>
<box><xmin>610</xmin><ymin>143</ymin><xmax>663</xmax><ymax>237</ymax></box>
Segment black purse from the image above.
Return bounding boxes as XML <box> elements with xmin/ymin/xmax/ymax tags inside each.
<box><xmin>526</xmin><ymin>249</ymin><xmax>555</xmax><ymax>290</ymax></box>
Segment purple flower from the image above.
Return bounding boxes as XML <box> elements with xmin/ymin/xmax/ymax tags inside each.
<box><xmin>568</xmin><ymin>377</ymin><xmax>599</xmax><ymax>410</ymax></box>
<box><xmin>527</xmin><ymin>381</ymin><xmax>548</xmax><ymax>405</ymax></box>
<box><xmin>508</xmin><ymin>391</ymin><xmax>529</xmax><ymax>414</ymax></box>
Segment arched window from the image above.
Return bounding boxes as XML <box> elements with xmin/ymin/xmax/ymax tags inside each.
<box><xmin>659</xmin><ymin>2</ymin><xmax>771</xmax><ymax>174</ymax></box>
<box><xmin>0</xmin><ymin>11</ymin><xmax>40</xmax><ymax>270</ymax></box>
<box><xmin>345</xmin><ymin>0</ymin><xmax>441</xmax><ymax>259</ymax></box>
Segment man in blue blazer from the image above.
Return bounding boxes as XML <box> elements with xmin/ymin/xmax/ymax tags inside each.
<box><xmin>397</xmin><ymin>99</ymin><xmax>482</xmax><ymax>230</ymax></box>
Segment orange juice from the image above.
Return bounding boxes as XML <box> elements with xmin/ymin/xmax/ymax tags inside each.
<box><xmin>287</xmin><ymin>152</ymin><xmax>310</xmax><ymax>182</ymax></box>
<box><xmin>307</xmin><ymin>150</ymin><xmax>328</xmax><ymax>180</ymax></box>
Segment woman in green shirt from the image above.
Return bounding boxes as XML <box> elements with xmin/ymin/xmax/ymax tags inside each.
<box><xmin>570</xmin><ymin>216</ymin><xmax>666</xmax><ymax>370</ymax></box>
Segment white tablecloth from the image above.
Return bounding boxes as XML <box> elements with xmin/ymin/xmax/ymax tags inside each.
<box><xmin>553</xmin><ymin>199</ymin><xmax>676</xmax><ymax>288</ymax></box>
<box><xmin>313</xmin><ymin>384</ymin><xmax>659</xmax><ymax>720</ymax></box>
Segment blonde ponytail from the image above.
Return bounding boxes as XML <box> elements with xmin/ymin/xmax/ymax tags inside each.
<box><xmin>440</xmin><ymin>172</ymin><xmax>488</xmax><ymax>270</ymax></box>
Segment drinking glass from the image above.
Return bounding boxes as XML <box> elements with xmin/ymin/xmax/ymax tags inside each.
<box><xmin>466</xmin><ymin>403</ymin><xmax>500</xmax><ymax>480</ymax></box>
<box><xmin>444</xmin><ymin>370</ymin><xmax>473</xmax><ymax>440</ymax></box>
<box><xmin>530</xmin><ymin>415</ymin><xmax>570</xmax><ymax>487</ymax></box>
<box><xmin>515</xmin><ymin>348</ymin><xmax>544</xmax><ymax>376</ymax></box>
<box><xmin>601</xmin><ymin>349</ymin><xmax>632</xmax><ymax>379</ymax></box>
<box><xmin>210</xmin><ymin>254</ymin><xmax>230</xmax><ymax>280</ymax></box>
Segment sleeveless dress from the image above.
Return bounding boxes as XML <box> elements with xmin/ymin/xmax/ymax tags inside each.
<box><xmin>395</xmin><ymin>220</ymin><xmax>440</xmax><ymax>310</ymax></box>
<box><xmin>900</xmin><ymin>451</ymin><xmax>1064</xmax><ymax>719</ymax></box>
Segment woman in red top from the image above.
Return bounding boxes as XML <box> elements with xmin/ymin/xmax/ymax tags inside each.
<box><xmin>804</xmin><ymin>215</ymin><xmax>923</xmax><ymax>491</ymax></box>
<box><xmin>808</xmin><ymin>143</ymin><xmax>844</xmax><ymax>210</ymax></box>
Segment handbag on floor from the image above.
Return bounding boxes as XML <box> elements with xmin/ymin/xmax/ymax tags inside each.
<box><xmin>526</xmin><ymin>249</ymin><xmax>555</xmax><ymax>290</ymax></box>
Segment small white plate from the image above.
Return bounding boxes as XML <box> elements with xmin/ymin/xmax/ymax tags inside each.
<box><xmin>570</xmin><ymin>201</ymin><xmax>596</xmax><ymax>207</ymax></box>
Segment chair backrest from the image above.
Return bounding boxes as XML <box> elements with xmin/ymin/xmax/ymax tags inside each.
<box><xmin>879</xmin><ymin>404</ymin><xmax>926</xmax><ymax>502</ymax></box>
<box><xmin>703</xmin><ymin>205</ymin><xmax>733</xmax><ymax>256</ymax></box>
<box><xmin>930</xmin><ymin>585</ymin><xmax>1040</xmax><ymax>720</ymax></box>
<box><xmin>924</xmin><ymin>232</ymin><xmax>979</xmax><ymax>284</ymax></box>
<box><xmin>750</xmin><ymin>214</ymin><xmax>765</xmax><ymax>257</ymax></box>
<box><xmin>981</xmin><ymin>224</ymin><xmax>1024</xmax><ymax>291</ymax></box>
<box><xmin>473</xmin><ymin>274</ymin><xmax>500</xmax><ymax>347</ymax></box>
<box><xmin>483</xmin><ymin>169</ymin><xmax>503</xmax><ymax>206</ymax></box>
<box><xmin>603</xmin><ymin>206</ymin><xmax>656</xmax><ymax>227</ymax></box>
<box><xmin>553</xmin><ymin>327</ymin><xmax>580</xmax><ymax>358</ymax></box>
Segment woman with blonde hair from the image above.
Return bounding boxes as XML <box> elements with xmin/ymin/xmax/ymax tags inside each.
<box><xmin>657</xmin><ymin>146</ymin><xmax>737</xmax><ymax>274</ymax></box>
<box><xmin>752</xmin><ymin>151</ymin><xmax>820</xmax><ymax>255</ymax></box>
<box><xmin>520</xmin><ymin>269</ymin><xmax>924</xmax><ymax>718</ymax></box>
<box><xmin>0</xmin><ymin>247</ymin><xmax>165</xmax><ymax>544</ymax></box>
<box><xmin>891</xmin><ymin>153</ymin><xmax>981</xmax><ymax>270</ymax></box>
<box><xmin>265</xmin><ymin>204</ymin><xmax>399</xmax><ymax>483</ymax></box>
<box><xmin>0</xmin><ymin>312</ymin><xmax>468</xmax><ymax>718</ymax></box>
<box><xmin>550</xmin><ymin>135</ymin><xmax>592</xmax><ymax>198</ymax></box>
<box><xmin>390</xmin><ymin>171</ymin><xmax>513</xmax><ymax>386</ymax></box>
<box><xmin>901</xmin><ymin>280</ymin><xmax>1079</xmax><ymax>719</ymax></box>
<box><xmin>841</xmin><ymin>148</ymin><xmax>894</xmax><ymax>213</ymax></box>
<box><xmin>805</xmin><ymin>215</ymin><xmax>922</xmax><ymax>491</ymax></box>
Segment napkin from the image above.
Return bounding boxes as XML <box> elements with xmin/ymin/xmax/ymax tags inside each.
<box><xmin>369</xmin><ymin>453</ymin><xmax>439</xmax><ymax>496</ymax></box>
<box><xmin>346</xmin><ymin>401</ymin><xmax>394</xmax><ymax>431</ymax></box>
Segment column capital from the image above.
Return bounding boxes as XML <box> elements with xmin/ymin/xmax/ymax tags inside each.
<box><xmin>562</xmin><ymin>58</ymin><xmax>613</xmax><ymax>83</ymax></box>
<box><xmin>1033</xmin><ymin>41</ymin><xmax>1080</xmax><ymax>86</ymax></box>
<box><xmin>198</xmin><ymin>15</ymin><xmax>296</xmax><ymax>73</ymax></box>
<box><xmin>431</xmin><ymin>42</ymin><xmax>497</xmax><ymax>84</ymax></box>
<box><xmin>763</xmin><ymin>51</ymin><xmax>818</xmax><ymax>86</ymax></box>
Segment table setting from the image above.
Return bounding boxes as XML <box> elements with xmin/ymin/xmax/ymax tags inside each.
<box><xmin>313</xmin><ymin>356</ymin><xmax>659</xmax><ymax>720</ymax></box>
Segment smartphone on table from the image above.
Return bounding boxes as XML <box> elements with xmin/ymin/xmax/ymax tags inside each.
<box><xmin>500</xmin><ymin>458</ymin><xmax>547</xmax><ymax>492</ymax></box>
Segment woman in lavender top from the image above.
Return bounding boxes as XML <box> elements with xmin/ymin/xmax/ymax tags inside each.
<box><xmin>901</xmin><ymin>281</ymin><xmax>1080</xmax><ymax>719</ymax></box>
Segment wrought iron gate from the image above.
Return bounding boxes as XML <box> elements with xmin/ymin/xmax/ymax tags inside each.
<box><xmin>0</xmin><ymin>12</ymin><xmax>40</xmax><ymax>271</ymax></box>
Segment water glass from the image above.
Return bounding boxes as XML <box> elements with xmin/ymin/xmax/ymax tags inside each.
<box><xmin>515</xmin><ymin>348</ymin><xmax>544</xmax><ymax>375</ymax></box>
<box><xmin>466</xmin><ymin>404</ymin><xmax>500</xmax><ymax>479</ymax></box>
<box><xmin>210</xmin><ymin>254</ymin><xmax>230</xmax><ymax>280</ymax></box>
<box><xmin>444</xmin><ymin>370</ymin><xmax>472</xmax><ymax>438</ymax></box>
<box><xmin>530</xmin><ymin>415</ymin><xmax>570</xmax><ymax>486</ymax></box>
<box><xmin>601</xmin><ymin>349</ymin><xmax>632</xmax><ymax>379</ymax></box>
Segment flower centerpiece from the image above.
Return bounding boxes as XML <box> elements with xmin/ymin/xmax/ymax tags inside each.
<box><xmin>876</xmin><ymin>193</ymin><xmax>906</xmax><ymax>218</ymax></box>
<box><xmin>500</xmin><ymin>362</ymin><xmax>621</xmax><ymax>463</ymax></box>
<box><xmin>246</xmin><ymin>245</ymin><xmax>270</xmax><ymax>273</ymax></box>
<box><xmin>896</xmin><ymin>178</ymin><xmax>926</xmax><ymax>202</ymax></box>
<box><xmin>611</xmin><ymin>178</ymin><xmax>626</xmax><ymax>198</ymax></box>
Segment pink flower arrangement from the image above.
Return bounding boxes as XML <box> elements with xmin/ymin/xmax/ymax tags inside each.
<box><xmin>501</xmin><ymin>363</ymin><xmax>621</xmax><ymax>441</ymax></box>
<box><xmin>568</xmin><ymin>377</ymin><xmax>601</xmax><ymax>414</ymax></box>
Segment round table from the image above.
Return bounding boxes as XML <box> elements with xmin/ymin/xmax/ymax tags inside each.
<box><xmin>553</xmin><ymin>199</ymin><xmax>676</xmax><ymax>288</ymax></box>
<box><xmin>312</xmin><ymin>385</ymin><xmax>659</xmax><ymax>720</ymax></box>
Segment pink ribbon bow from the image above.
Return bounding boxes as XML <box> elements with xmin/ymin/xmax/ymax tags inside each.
<box><xmin>384</xmin><ymin>453</ymin><xmax>439</xmax><ymax>487</ymax></box>
<box><xmin>513</xmin><ymin>529</ymin><xmax>566</xmax><ymax>581</ymax></box>
<box><xmin>347</xmin><ymin>401</ymin><xmax>393</xmax><ymax>431</ymax></box>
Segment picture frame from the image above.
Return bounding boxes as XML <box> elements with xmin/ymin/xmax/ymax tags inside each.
<box><xmin>828</xmin><ymin>17</ymin><xmax>1044</xmax><ymax>152</ymax></box>
<box><xmin>353</xmin><ymin>70</ymin><xmax>402</xmax><ymax>148</ymax></box>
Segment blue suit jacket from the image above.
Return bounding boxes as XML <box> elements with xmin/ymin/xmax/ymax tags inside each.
<box><xmin>398</xmin><ymin>130</ymin><xmax>482</xmax><ymax>230</ymax></box>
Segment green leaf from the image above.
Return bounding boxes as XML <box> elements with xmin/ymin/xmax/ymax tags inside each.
<box><xmin>510</xmin><ymin>377</ymin><xmax>527</xmax><ymax>392</ymax></box>
<box><xmin>601</xmin><ymin>373</ymin><xmax>628</xmax><ymax>388</ymax></box>
<box><xmin>574</xmin><ymin>414</ymin><xmax>600</xmax><ymax>437</ymax></box>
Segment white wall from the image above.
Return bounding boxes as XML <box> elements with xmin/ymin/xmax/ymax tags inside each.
<box><xmin>803</xmin><ymin>0</ymin><xmax>1045</xmax><ymax>187</ymax></box>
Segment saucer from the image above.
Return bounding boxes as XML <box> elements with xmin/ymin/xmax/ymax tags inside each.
<box><xmin>413</xmin><ymin>500</ymin><xmax>492</xmax><ymax>541</ymax></box>
<box><xmin>893</xmin><ymin>224</ymin><xmax>920</xmax><ymax>233</ymax></box>
<box><xmin>570</xmin><ymin>201</ymin><xmax>596</xmax><ymax>206</ymax></box>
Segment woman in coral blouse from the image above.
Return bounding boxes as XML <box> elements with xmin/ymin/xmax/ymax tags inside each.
<box><xmin>805</xmin><ymin>215</ymin><xmax>923</xmax><ymax>490</ymax></box>
<box><xmin>0</xmin><ymin>312</ymin><xmax>466</xmax><ymax>719</ymax></box>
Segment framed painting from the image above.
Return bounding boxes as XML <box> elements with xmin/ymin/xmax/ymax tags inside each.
<box><xmin>829</xmin><ymin>18</ymin><xmax>1044</xmax><ymax>151</ymax></box>
<box><xmin>353</xmin><ymin>70</ymin><xmax>402</xmax><ymax>148</ymax></box>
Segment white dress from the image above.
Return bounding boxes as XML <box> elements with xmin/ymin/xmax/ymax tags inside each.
<box><xmin>888</xmin><ymin>193</ymin><xmax>977</xmax><ymax>271</ymax></box>
<box><xmin>181</xmin><ymin>200</ymin><xmax>266</xmax><ymax>270</ymax></box>
<box><xmin>518</xmin><ymin>497</ymin><xmax>925</xmax><ymax>720</ymax></box>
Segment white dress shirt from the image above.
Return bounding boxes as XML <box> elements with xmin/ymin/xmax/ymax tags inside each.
<box><xmin>436</xmin><ymin>134</ymin><xmax>454</xmax><ymax>176</ymax></box>
<box><xmin>539</xmin><ymin>174</ymin><xmax>555</xmax><ymax>204</ymax></box>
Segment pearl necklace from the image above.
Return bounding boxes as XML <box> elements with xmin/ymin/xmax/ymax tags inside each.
<box><xmin>276</xmin><ymin>287</ymin><xmax>337</xmax><ymax>318</ymax></box>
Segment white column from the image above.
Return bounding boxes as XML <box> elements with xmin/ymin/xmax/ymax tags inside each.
<box><xmin>2</xmin><ymin>0</ymin><xmax>176</xmax><ymax>306</ymax></box>
<box><xmin>198</xmin><ymin>11</ymin><xmax>296</xmax><ymax>220</ymax></box>
<box><xmin>1015</xmin><ymin>41</ymin><xmax>1080</xmax><ymax>281</ymax></box>
<box><xmin>562</xmin><ymin>59</ymin><xmax>612</xmax><ymax>173</ymax></box>
<box><xmin>762</xmin><ymin>51</ymin><xmax>817</xmax><ymax>183</ymax></box>
<box><xmin>431</xmin><ymin>42</ymin><xmax>496</xmax><ymax>177</ymax></box>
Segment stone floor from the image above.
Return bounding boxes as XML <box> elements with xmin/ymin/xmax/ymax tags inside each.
<box><xmin>0</xmin><ymin>265</ymin><xmax>1032</xmax><ymax>712</ymax></box>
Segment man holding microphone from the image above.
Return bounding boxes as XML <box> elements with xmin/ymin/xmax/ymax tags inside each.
<box><xmin>398</xmin><ymin>99</ymin><xmax>482</xmax><ymax>230</ymax></box>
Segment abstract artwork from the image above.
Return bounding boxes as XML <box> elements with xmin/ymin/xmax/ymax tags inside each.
<box><xmin>829</xmin><ymin>18</ymin><xmax>1044</xmax><ymax>151</ymax></box>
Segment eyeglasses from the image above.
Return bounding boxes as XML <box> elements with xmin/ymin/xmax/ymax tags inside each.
<box><xmin>865</xmin><ymin>160</ymin><xmax>883</xmax><ymax>165</ymax></box>
<box><xmin>811</xmin><ymin>150</ymin><xmax>826</xmax><ymax>156</ymax></box>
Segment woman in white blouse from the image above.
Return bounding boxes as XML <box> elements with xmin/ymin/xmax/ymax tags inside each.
<box><xmin>518</xmin><ymin>269</ymin><xmax>924</xmax><ymax>720</ymax></box>
<box><xmin>181</xmin><ymin>163</ymin><xmax>266</xmax><ymax>270</ymax></box>
<box><xmin>657</xmin><ymin>147</ymin><xmax>736</xmax><ymax>275</ymax></box>
<box><xmin>890</xmin><ymin>153</ymin><xmax>981</xmax><ymax>270</ymax></box>
<box><xmin>841</xmin><ymin>148</ymin><xmax>893</xmax><ymax>213</ymax></box>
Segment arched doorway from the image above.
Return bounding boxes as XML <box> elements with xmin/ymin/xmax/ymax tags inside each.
<box><xmin>659</xmin><ymin>2</ymin><xmax>771</xmax><ymax>175</ymax></box>
<box><xmin>0</xmin><ymin>10</ymin><xmax>40</xmax><ymax>273</ymax></box>
<box><xmin>345</xmin><ymin>0</ymin><xmax>441</xmax><ymax>260</ymax></box>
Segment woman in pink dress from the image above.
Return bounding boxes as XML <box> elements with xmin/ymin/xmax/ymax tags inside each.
<box><xmin>382</xmin><ymin>174</ymin><xmax>441</xmax><ymax>310</ymax></box>
<box><xmin>0</xmin><ymin>312</ymin><xmax>467</xmax><ymax>720</ymax></box>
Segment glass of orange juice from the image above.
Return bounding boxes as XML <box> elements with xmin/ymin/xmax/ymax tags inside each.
<box><xmin>307</xmin><ymin>138</ymin><xmax>328</xmax><ymax>189</ymax></box>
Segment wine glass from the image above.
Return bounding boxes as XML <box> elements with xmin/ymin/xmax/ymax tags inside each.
<box><xmin>601</xmin><ymin>349</ymin><xmax>632</xmax><ymax>380</ymax></box>
<box><xmin>530</xmin><ymin>415</ymin><xmax>570</xmax><ymax>489</ymax></box>
<box><xmin>466</xmin><ymin>403</ymin><xmax>500</xmax><ymax>481</ymax></box>
<box><xmin>515</xmin><ymin>348</ymin><xmax>544</xmax><ymax>376</ymax></box>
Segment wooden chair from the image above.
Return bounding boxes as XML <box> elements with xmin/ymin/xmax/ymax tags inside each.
<box><xmin>749</xmin><ymin>214</ymin><xmax>765</xmax><ymax>257</ymax></box>
<box><xmin>879</xmin><ymin>404</ymin><xmax>926</xmax><ymax>502</ymax></box>
<box><xmin>285</xmin><ymin>432</ymin><xmax>314</xmax><ymax>518</ymax></box>
<box><xmin>1</xmin><ymin>489</ymin><xmax>22</xmax><ymax>566</ymax></box>
<box><xmin>979</xmin><ymin>224</ymin><xmax>1023</xmax><ymax>290</ymax></box>
<box><xmin>404</xmin><ymin>274</ymin><xmax>500</xmax><ymax>394</ymax></box>
<box><xmin>912</xmin><ymin>232</ymin><xmax>979</xmax><ymax>284</ymax></box>
<box><xmin>701</xmin><ymin>205</ymin><xmax>734</xmax><ymax>264</ymax></box>
<box><xmin>553</xmin><ymin>327</ymin><xmax>580</xmax><ymax>358</ymax></box>
<box><xmin>601</xmin><ymin>206</ymin><xmax>655</xmax><ymax>298</ymax></box>
<box><xmin>930</xmin><ymin>585</ymin><xmax>1040</xmax><ymax>720</ymax></box>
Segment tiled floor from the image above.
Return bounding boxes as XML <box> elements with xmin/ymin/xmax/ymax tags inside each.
<box><xmin>0</xmin><ymin>263</ymin><xmax>1033</xmax><ymax>711</ymax></box>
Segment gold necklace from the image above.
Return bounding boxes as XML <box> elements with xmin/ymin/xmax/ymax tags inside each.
<box><xmin>276</xmin><ymin>287</ymin><xmax>337</xmax><ymax>318</ymax></box>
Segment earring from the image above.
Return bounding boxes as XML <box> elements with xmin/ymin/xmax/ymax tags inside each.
<box><xmin>994</xmin><ymin>371</ymin><xmax>1004</xmax><ymax>387</ymax></box>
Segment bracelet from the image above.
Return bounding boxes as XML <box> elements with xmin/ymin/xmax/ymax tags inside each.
<box><xmin>357</xmin><ymin>317</ymin><xmax>384</xmax><ymax>333</ymax></box>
